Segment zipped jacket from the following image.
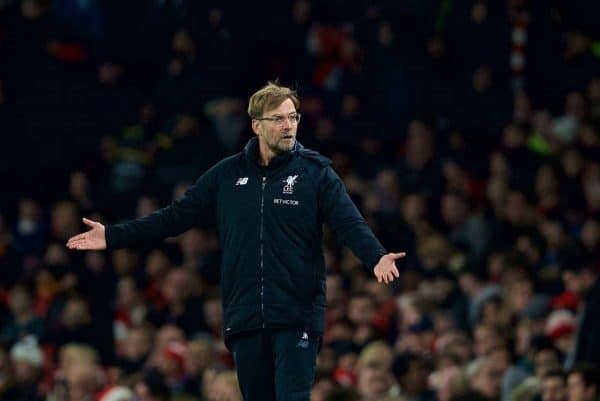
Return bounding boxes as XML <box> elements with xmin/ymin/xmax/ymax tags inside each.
<box><xmin>106</xmin><ymin>137</ymin><xmax>387</xmax><ymax>341</ymax></box>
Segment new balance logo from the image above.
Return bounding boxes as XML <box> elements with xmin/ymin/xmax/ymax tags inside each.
<box><xmin>297</xmin><ymin>332</ymin><xmax>309</xmax><ymax>349</ymax></box>
<box><xmin>235</xmin><ymin>177</ymin><xmax>248</xmax><ymax>186</ymax></box>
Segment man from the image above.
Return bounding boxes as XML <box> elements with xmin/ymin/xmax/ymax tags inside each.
<box><xmin>355</xmin><ymin>341</ymin><xmax>395</xmax><ymax>401</ymax></box>
<box><xmin>468</xmin><ymin>357</ymin><xmax>503</xmax><ymax>401</ymax></box>
<box><xmin>542</xmin><ymin>369</ymin><xmax>566</xmax><ymax>401</ymax></box>
<box><xmin>67</xmin><ymin>82</ymin><xmax>405</xmax><ymax>401</ymax></box>
<box><xmin>566</xmin><ymin>364</ymin><xmax>599</xmax><ymax>401</ymax></box>
<box><xmin>392</xmin><ymin>353</ymin><xmax>436</xmax><ymax>401</ymax></box>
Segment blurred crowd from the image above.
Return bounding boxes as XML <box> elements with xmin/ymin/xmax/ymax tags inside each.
<box><xmin>1</xmin><ymin>0</ymin><xmax>600</xmax><ymax>401</ymax></box>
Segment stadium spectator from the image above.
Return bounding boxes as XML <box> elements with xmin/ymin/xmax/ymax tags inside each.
<box><xmin>566</xmin><ymin>364</ymin><xmax>599</xmax><ymax>401</ymax></box>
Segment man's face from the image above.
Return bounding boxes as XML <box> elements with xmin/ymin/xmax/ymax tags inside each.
<box><xmin>123</xmin><ymin>329</ymin><xmax>152</xmax><ymax>360</ymax></box>
<box><xmin>534</xmin><ymin>350</ymin><xmax>559</xmax><ymax>378</ymax></box>
<box><xmin>357</xmin><ymin>362</ymin><xmax>391</xmax><ymax>399</ymax></box>
<box><xmin>326</xmin><ymin>275</ymin><xmax>343</xmax><ymax>304</ymax></box>
<box><xmin>403</xmin><ymin>359</ymin><xmax>429</xmax><ymax>394</ymax></box>
<box><xmin>432</xmin><ymin>366</ymin><xmax>463</xmax><ymax>401</ymax></box>
<box><xmin>348</xmin><ymin>296</ymin><xmax>374</xmax><ymax>325</ymax></box>
<box><xmin>489</xmin><ymin>348</ymin><xmax>510</xmax><ymax>374</ymax></box>
<box><xmin>441</xmin><ymin>193</ymin><xmax>467</xmax><ymax>226</ymax></box>
<box><xmin>185</xmin><ymin>340</ymin><xmax>212</xmax><ymax>374</ymax></box>
<box><xmin>542</xmin><ymin>376</ymin><xmax>566</xmax><ymax>401</ymax></box>
<box><xmin>162</xmin><ymin>270</ymin><xmax>190</xmax><ymax>303</ymax></box>
<box><xmin>401</xmin><ymin>194</ymin><xmax>425</xmax><ymax>224</ymax></box>
<box><xmin>471</xmin><ymin>360</ymin><xmax>502</xmax><ymax>400</ymax></box>
<box><xmin>474</xmin><ymin>326</ymin><xmax>499</xmax><ymax>357</ymax></box>
<box><xmin>562</xmin><ymin>271</ymin><xmax>584</xmax><ymax>295</ymax></box>
<box><xmin>9</xmin><ymin>287</ymin><xmax>31</xmax><ymax>315</ymax></box>
<box><xmin>253</xmin><ymin>98</ymin><xmax>298</xmax><ymax>155</ymax></box>
<box><xmin>567</xmin><ymin>373</ymin><xmax>589</xmax><ymax>401</ymax></box>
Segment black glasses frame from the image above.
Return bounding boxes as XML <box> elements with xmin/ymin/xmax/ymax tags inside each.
<box><xmin>254</xmin><ymin>113</ymin><xmax>302</xmax><ymax>124</ymax></box>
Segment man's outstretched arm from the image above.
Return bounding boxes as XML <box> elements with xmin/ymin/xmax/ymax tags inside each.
<box><xmin>319</xmin><ymin>166</ymin><xmax>406</xmax><ymax>284</ymax></box>
<box><xmin>66</xmin><ymin>165</ymin><xmax>219</xmax><ymax>251</ymax></box>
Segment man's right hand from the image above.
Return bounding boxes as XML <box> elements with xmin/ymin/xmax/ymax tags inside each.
<box><xmin>66</xmin><ymin>218</ymin><xmax>107</xmax><ymax>250</ymax></box>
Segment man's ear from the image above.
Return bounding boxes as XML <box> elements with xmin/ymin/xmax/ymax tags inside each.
<box><xmin>251</xmin><ymin>119</ymin><xmax>261</xmax><ymax>135</ymax></box>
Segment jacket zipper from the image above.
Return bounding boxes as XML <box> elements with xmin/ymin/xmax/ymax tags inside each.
<box><xmin>260</xmin><ymin>175</ymin><xmax>266</xmax><ymax>328</ymax></box>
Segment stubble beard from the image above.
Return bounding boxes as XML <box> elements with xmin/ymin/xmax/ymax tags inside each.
<box><xmin>268</xmin><ymin>136</ymin><xmax>295</xmax><ymax>155</ymax></box>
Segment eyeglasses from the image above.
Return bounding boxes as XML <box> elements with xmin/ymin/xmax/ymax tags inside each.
<box><xmin>255</xmin><ymin>113</ymin><xmax>301</xmax><ymax>125</ymax></box>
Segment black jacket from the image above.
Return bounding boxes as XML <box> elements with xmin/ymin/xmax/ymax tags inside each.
<box><xmin>106</xmin><ymin>138</ymin><xmax>387</xmax><ymax>341</ymax></box>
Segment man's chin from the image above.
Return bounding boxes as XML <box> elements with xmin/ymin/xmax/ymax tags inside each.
<box><xmin>279</xmin><ymin>138</ymin><xmax>296</xmax><ymax>151</ymax></box>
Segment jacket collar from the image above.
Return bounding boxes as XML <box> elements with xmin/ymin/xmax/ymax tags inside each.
<box><xmin>243</xmin><ymin>136</ymin><xmax>304</xmax><ymax>169</ymax></box>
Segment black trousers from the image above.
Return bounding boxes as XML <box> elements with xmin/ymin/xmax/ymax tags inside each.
<box><xmin>229</xmin><ymin>328</ymin><xmax>320</xmax><ymax>401</ymax></box>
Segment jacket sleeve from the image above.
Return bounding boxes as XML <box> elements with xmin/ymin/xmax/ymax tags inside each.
<box><xmin>105</xmin><ymin>164</ymin><xmax>219</xmax><ymax>250</ymax></box>
<box><xmin>318</xmin><ymin>166</ymin><xmax>387</xmax><ymax>270</ymax></box>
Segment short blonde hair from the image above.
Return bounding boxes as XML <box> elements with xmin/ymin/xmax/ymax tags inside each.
<box><xmin>247</xmin><ymin>81</ymin><xmax>299</xmax><ymax>119</ymax></box>
<box><xmin>357</xmin><ymin>340</ymin><xmax>393</xmax><ymax>370</ymax></box>
<box><xmin>59</xmin><ymin>343</ymin><xmax>99</xmax><ymax>370</ymax></box>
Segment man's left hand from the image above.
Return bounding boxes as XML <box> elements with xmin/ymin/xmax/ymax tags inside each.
<box><xmin>373</xmin><ymin>252</ymin><xmax>406</xmax><ymax>284</ymax></box>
